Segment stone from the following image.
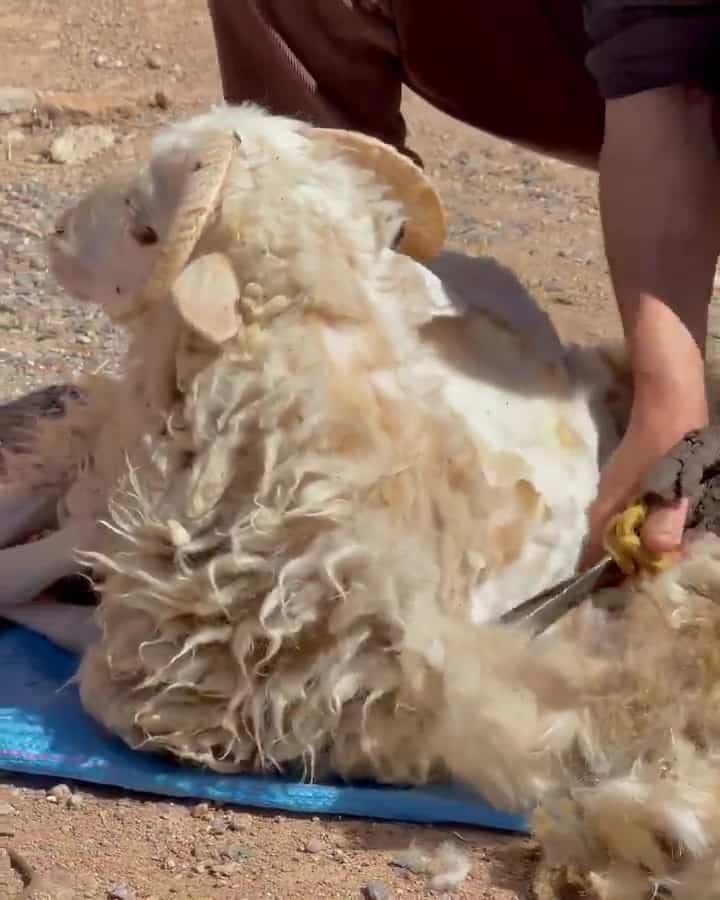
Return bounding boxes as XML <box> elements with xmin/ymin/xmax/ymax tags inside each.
<box><xmin>362</xmin><ymin>882</ymin><xmax>391</xmax><ymax>900</ymax></box>
<box><xmin>304</xmin><ymin>838</ymin><xmax>324</xmax><ymax>854</ymax></box>
<box><xmin>0</xmin><ymin>87</ymin><xmax>36</xmax><ymax>115</ymax></box>
<box><xmin>49</xmin><ymin>125</ymin><xmax>115</xmax><ymax>164</ymax></box>
<box><xmin>47</xmin><ymin>783</ymin><xmax>72</xmax><ymax>803</ymax></box>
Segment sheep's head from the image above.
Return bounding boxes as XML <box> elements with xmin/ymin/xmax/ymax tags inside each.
<box><xmin>47</xmin><ymin>103</ymin><xmax>446</xmax><ymax>329</ymax></box>
<box><xmin>47</xmin><ymin>167</ymin><xmax>162</xmax><ymax>318</ymax></box>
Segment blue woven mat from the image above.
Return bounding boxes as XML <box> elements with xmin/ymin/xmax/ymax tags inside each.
<box><xmin>0</xmin><ymin>625</ymin><xmax>528</xmax><ymax>831</ymax></box>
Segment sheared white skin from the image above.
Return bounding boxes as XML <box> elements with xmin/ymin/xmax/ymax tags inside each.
<box><xmin>419</xmin><ymin>252</ymin><xmax>613</xmax><ymax>622</ymax></box>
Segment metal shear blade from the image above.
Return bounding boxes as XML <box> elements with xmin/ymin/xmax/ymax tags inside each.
<box><xmin>497</xmin><ymin>554</ymin><xmax>619</xmax><ymax>636</ymax></box>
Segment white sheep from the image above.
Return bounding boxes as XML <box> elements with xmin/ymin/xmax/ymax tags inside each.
<box><xmin>5</xmin><ymin>103</ymin><xmax>720</xmax><ymax>900</ymax></box>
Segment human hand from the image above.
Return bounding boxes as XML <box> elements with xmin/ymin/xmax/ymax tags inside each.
<box><xmin>582</xmin><ymin>416</ymin><xmax>692</xmax><ymax>569</ymax></box>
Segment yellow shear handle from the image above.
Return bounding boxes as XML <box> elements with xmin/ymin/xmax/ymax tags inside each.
<box><xmin>603</xmin><ymin>500</ymin><xmax>675</xmax><ymax>577</ymax></box>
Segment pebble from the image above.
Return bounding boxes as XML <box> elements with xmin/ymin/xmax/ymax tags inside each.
<box><xmin>1</xmin><ymin>128</ymin><xmax>26</xmax><ymax>147</ymax></box>
<box><xmin>0</xmin><ymin>86</ymin><xmax>36</xmax><ymax>115</ymax></box>
<box><xmin>208</xmin><ymin>815</ymin><xmax>227</xmax><ymax>835</ymax></box>
<box><xmin>152</xmin><ymin>90</ymin><xmax>170</xmax><ymax>110</ymax></box>
<box><xmin>67</xmin><ymin>793</ymin><xmax>84</xmax><ymax>810</ymax></box>
<box><xmin>108</xmin><ymin>885</ymin><xmax>135</xmax><ymax>900</ymax></box>
<box><xmin>146</xmin><ymin>54</ymin><xmax>164</xmax><ymax>70</ymax></box>
<box><xmin>49</xmin><ymin>125</ymin><xmax>115</xmax><ymax>164</ymax></box>
<box><xmin>362</xmin><ymin>882</ymin><xmax>391</xmax><ymax>900</ymax></box>
<box><xmin>209</xmin><ymin>861</ymin><xmax>243</xmax><ymax>878</ymax></box>
<box><xmin>191</xmin><ymin>802</ymin><xmax>209</xmax><ymax>818</ymax></box>
<box><xmin>228</xmin><ymin>812</ymin><xmax>253</xmax><ymax>832</ymax></box>
<box><xmin>47</xmin><ymin>783</ymin><xmax>72</xmax><ymax>803</ymax></box>
<box><xmin>304</xmin><ymin>838</ymin><xmax>324</xmax><ymax>854</ymax></box>
<box><xmin>220</xmin><ymin>843</ymin><xmax>254</xmax><ymax>862</ymax></box>
<box><xmin>0</xmin><ymin>802</ymin><xmax>17</xmax><ymax>816</ymax></box>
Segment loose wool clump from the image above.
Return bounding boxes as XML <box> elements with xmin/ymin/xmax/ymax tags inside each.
<box><xmin>8</xmin><ymin>102</ymin><xmax>720</xmax><ymax>899</ymax></box>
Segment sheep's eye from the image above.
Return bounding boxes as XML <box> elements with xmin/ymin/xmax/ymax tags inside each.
<box><xmin>132</xmin><ymin>225</ymin><xmax>159</xmax><ymax>246</ymax></box>
<box><xmin>392</xmin><ymin>223</ymin><xmax>406</xmax><ymax>250</ymax></box>
<box><xmin>115</xmin><ymin>286</ymin><xmax>122</xmax><ymax>295</ymax></box>
<box><xmin>53</xmin><ymin>226</ymin><xmax>65</xmax><ymax>237</ymax></box>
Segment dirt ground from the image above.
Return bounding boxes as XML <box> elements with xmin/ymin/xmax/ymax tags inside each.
<box><xmin>1</xmin><ymin>2</ymin><xmax>720</xmax><ymax>899</ymax></box>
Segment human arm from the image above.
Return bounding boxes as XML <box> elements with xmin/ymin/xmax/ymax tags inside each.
<box><xmin>583</xmin><ymin>85</ymin><xmax>720</xmax><ymax>563</ymax></box>
<box><xmin>580</xmin><ymin>1</ymin><xmax>720</xmax><ymax>563</ymax></box>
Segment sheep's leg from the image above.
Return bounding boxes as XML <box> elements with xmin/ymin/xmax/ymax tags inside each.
<box><xmin>0</xmin><ymin>484</ymin><xmax>60</xmax><ymax>549</ymax></box>
<box><xmin>1</xmin><ymin>599</ymin><xmax>98</xmax><ymax>655</ymax></box>
<box><xmin>0</xmin><ymin>520</ymin><xmax>97</xmax><ymax>607</ymax></box>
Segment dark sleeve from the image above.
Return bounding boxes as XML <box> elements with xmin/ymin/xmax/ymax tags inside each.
<box><xmin>583</xmin><ymin>1</ymin><xmax>720</xmax><ymax>98</ymax></box>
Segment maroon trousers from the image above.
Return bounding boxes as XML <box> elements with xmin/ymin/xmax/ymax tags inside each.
<box><xmin>207</xmin><ymin>0</ymin><xmax>605</xmax><ymax>169</ymax></box>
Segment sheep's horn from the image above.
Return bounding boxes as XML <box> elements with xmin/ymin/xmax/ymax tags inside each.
<box><xmin>128</xmin><ymin>129</ymin><xmax>238</xmax><ymax>320</ymax></box>
<box><xmin>307</xmin><ymin>128</ymin><xmax>446</xmax><ymax>261</ymax></box>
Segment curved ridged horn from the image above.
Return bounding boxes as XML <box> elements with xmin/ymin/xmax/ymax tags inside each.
<box><xmin>124</xmin><ymin>129</ymin><xmax>238</xmax><ymax>321</ymax></box>
<box><xmin>307</xmin><ymin>128</ymin><xmax>446</xmax><ymax>261</ymax></box>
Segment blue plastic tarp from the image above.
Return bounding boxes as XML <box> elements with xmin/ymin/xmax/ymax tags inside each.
<box><xmin>0</xmin><ymin>625</ymin><xmax>529</xmax><ymax>832</ymax></box>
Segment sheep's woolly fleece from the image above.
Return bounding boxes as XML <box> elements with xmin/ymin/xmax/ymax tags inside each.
<box><xmin>27</xmin><ymin>103</ymin><xmax>720</xmax><ymax>898</ymax></box>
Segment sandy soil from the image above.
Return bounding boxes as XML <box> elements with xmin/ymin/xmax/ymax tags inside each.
<box><xmin>1</xmin><ymin>1</ymin><xmax>719</xmax><ymax>898</ymax></box>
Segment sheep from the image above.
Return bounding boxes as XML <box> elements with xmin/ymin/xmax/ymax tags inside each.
<box><xmin>4</xmin><ymin>102</ymin><xmax>716</xmax><ymax>899</ymax></box>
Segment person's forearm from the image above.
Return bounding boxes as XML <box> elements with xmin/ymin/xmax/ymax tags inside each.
<box><xmin>599</xmin><ymin>86</ymin><xmax>720</xmax><ymax>431</ymax></box>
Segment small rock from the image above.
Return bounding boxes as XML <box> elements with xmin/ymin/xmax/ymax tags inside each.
<box><xmin>304</xmin><ymin>838</ymin><xmax>324</xmax><ymax>854</ymax></box>
<box><xmin>67</xmin><ymin>793</ymin><xmax>84</xmax><ymax>810</ymax></box>
<box><xmin>209</xmin><ymin>861</ymin><xmax>243</xmax><ymax>877</ymax></box>
<box><xmin>191</xmin><ymin>802</ymin><xmax>209</xmax><ymax>818</ymax></box>
<box><xmin>221</xmin><ymin>843</ymin><xmax>254</xmax><ymax>862</ymax></box>
<box><xmin>362</xmin><ymin>882</ymin><xmax>391</xmax><ymax>900</ymax></box>
<box><xmin>0</xmin><ymin>802</ymin><xmax>17</xmax><ymax>816</ymax></box>
<box><xmin>171</xmin><ymin>64</ymin><xmax>183</xmax><ymax>77</ymax></box>
<box><xmin>209</xmin><ymin>815</ymin><xmax>227</xmax><ymax>835</ymax></box>
<box><xmin>94</xmin><ymin>54</ymin><xmax>109</xmax><ymax>68</ymax></box>
<box><xmin>1</xmin><ymin>128</ymin><xmax>26</xmax><ymax>146</ymax></box>
<box><xmin>75</xmin><ymin>333</ymin><xmax>91</xmax><ymax>344</ymax></box>
<box><xmin>163</xmin><ymin>857</ymin><xmax>176</xmax><ymax>871</ymax></box>
<box><xmin>152</xmin><ymin>90</ymin><xmax>170</xmax><ymax>110</ymax></box>
<box><xmin>49</xmin><ymin>125</ymin><xmax>115</xmax><ymax>164</ymax></box>
<box><xmin>228</xmin><ymin>813</ymin><xmax>253</xmax><ymax>832</ymax></box>
<box><xmin>47</xmin><ymin>784</ymin><xmax>72</xmax><ymax>803</ymax></box>
<box><xmin>108</xmin><ymin>885</ymin><xmax>135</xmax><ymax>900</ymax></box>
<box><xmin>0</xmin><ymin>87</ymin><xmax>36</xmax><ymax>115</ymax></box>
<box><xmin>146</xmin><ymin>54</ymin><xmax>163</xmax><ymax>70</ymax></box>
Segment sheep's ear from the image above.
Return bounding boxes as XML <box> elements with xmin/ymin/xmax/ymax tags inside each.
<box><xmin>307</xmin><ymin>128</ymin><xmax>446</xmax><ymax>261</ymax></box>
<box><xmin>130</xmin><ymin>130</ymin><xmax>240</xmax><ymax>320</ymax></box>
<box><xmin>172</xmin><ymin>252</ymin><xmax>239</xmax><ymax>345</ymax></box>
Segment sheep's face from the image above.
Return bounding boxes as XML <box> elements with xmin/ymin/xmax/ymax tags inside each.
<box><xmin>47</xmin><ymin>168</ymin><xmax>168</xmax><ymax>319</ymax></box>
